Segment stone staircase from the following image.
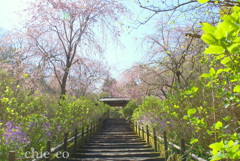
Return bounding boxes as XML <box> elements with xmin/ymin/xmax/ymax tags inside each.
<box><xmin>66</xmin><ymin>118</ymin><xmax>164</xmax><ymax>161</ymax></box>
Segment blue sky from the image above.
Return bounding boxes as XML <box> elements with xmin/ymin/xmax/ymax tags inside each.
<box><xmin>0</xmin><ymin>0</ymin><xmax>25</xmax><ymax>29</ymax></box>
<box><xmin>0</xmin><ymin>0</ymin><xmax>154</xmax><ymax>79</ymax></box>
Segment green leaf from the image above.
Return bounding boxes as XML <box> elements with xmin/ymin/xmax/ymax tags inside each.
<box><xmin>209</xmin><ymin>67</ymin><xmax>216</xmax><ymax>75</ymax></box>
<box><xmin>228</xmin><ymin>43</ymin><xmax>239</xmax><ymax>53</ymax></box>
<box><xmin>201</xmin><ymin>73</ymin><xmax>211</xmax><ymax>78</ymax></box>
<box><xmin>1</xmin><ymin>97</ymin><xmax>9</xmax><ymax>103</ymax></box>
<box><xmin>221</xmin><ymin>57</ymin><xmax>231</xmax><ymax>65</ymax></box>
<box><xmin>222</xmin><ymin>68</ymin><xmax>231</xmax><ymax>72</ymax></box>
<box><xmin>183</xmin><ymin>115</ymin><xmax>189</xmax><ymax>120</ymax></box>
<box><xmin>204</xmin><ymin>45</ymin><xmax>225</xmax><ymax>54</ymax></box>
<box><xmin>232</xmin><ymin>144</ymin><xmax>240</xmax><ymax>153</ymax></box>
<box><xmin>201</xmin><ymin>33</ymin><xmax>219</xmax><ymax>45</ymax></box>
<box><xmin>216</xmin><ymin>69</ymin><xmax>224</xmax><ymax>75</ymax></box>
<box><xmin>233</xmin><ymin>150</ymin><xmax>240</xmax><ymax>159</ymax></box>
<box><xmin>188</xmin><ymin>108</ymin><xmax>196</xmax><ymax>116</ymax></box>
<box><xmin>214</xmin><ymin>24</ymin><xmax>226</xmax><ymax>40</ymax></box>
<box><xmin>222</xmin><ymin>15</ymin><xmax>237</xmax><ymax>23</ymax></box>
<box><xmin>198</xmin><ymin>0</ymin><xmax>210</xmax><ymax>3</ymax></box>
<box><xmin>224</xmin><ymin>20</ymin><xmax>238</xmax><ymax>33</ymax></box>
<box><xmin>228</xmin><ymin>140</ymin><xmax>234</xmax><ymax>147</ymax></box>
<box><xmin>215</xmin><ymin>20</ymin><xmax>238</xmax><ymax>39</ymax></box>
<box><xmin>192</xmin><ymin>87</ymin><xmax>199</xmax><ymax>92</ymax></box>
<box><xmin>202</xmin><ymin>23</ymin><xmax>216</xmax><ymax>34</ymax></box>
<box><xmin>233</xmin><ymin>85</ymin><xmax>240</xmax><ymax>92</ymax></box>
<box><xmin>215</xmin><ymin>121</ymin><xmax>223</xmax><ymax>130</ymax></box>
<box><xmin>23</xmin><ymin>74</ymin><xmax>29</xmax><ymax>78</ymax></box>
<box><xmin>211</xmin><ymin>153</ymin><xmax>227</xmax><ymax>160</ymax></box>
<box><xmin>211</xmin><ymin>149</ymin><xmax>219</xmax><ymax>156</ymax></box>
<box><xmin>190</xmin><ymin>138</ymin><xmax>199</xmax><ymax>144</ymax></box>
<box><xmin>209</xmin><ymin>141</ymin><xmax>224</xmax><ymax>151</ymax></box>
<box><xmin>233</xmin><ymin>37</ymin><xmax>240</xmax><ymax>42</ymax></box>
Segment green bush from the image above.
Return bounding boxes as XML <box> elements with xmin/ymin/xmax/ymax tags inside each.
<box><xmin>0</xmin><ymin>85</ymin><xmax>109</xmax><ymax>160</ymax></box>
<box><xmin>123</xmin><ymin>100</ymin><xmax>138</xmax><ymax>120</ymax></box>
<box><xmin>131</xmin><ymin>4</ymin><xmax>240</xmax><ymax>160</ymax></box>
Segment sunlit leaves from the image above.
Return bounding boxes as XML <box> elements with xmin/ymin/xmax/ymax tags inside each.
<box><xmin>190</xmin><ymin>138</ymin><xmax>199</xmax><ymax>144</ymax></box>
<box><xmin>197</xmin><ymin>0</ymin><xmax>210</xmax><ymax>4</ymax></box>
<box><xmin>187</xmin><ymin>108</ymin><xmax>196</xmax><ymax>116</ymax></box>
<box><xmin>201</xmin><ymin>33</ymin><xmax>219</xmax><ymax>45</ymax></box>
<box><xmin>23</xmin><ymin>74</ymin><xmax>29</xmax><ymax>78</ymax></box>
<box><xmin>200</xmin><ymin>4</ymin><xmax>240</xmax><ymax>161</ymax></box>
<box><xmin>0</xmin><ymin>84</ymin><xmax>110</xmax><ymax>159</ymax></box>
<box><xmin>201</xmin><ymin>23</ymin><xmax>216</xmax><ymax>34</ymax></box>
<box><xmin>233</xmin><ymin>85</ymin><xmax>240</xmax><ymax>93</ymax></box>
<box><xmin>221</xmin><ymin>57</ymin><xmax>231</xmax><ymax>65</ymax></box>
<box><xmin>1</xmin><ymin>97</ymin><xmax>9</xmax><ymax>104</ymax></box>
<box><xmin>201</xmin><ymin>13</ymin><xmax>239</xmax><ymax>46</ymax></box>
<box><xmin>227</xmin><ymin>43</ymin><xmax>239</xmax><ymax>53</ymax></box>
<box><xmin>209</xmin><ymin>140</ymin><xmax>224</xmax><ymax>155</ymax></box>
<box><xmin>209</xmin><ymin>140</ymin><xmax>240</xmax><ymax>160</ymax></box>
<box><xmin>215</xmin><ymin>121</ymin><xmax>222</xmax><ymax>130</ymax></box>
<box><xmin>216</xmin><ymin>21</ymin><xmax>238</xmax><ymax>39</ymax></box>
<box><xmin>184</xmin><ymin>86</ymin><xmax>198</xmax><ymax>95</ymax></box>
<box><xmin>204</xmin><ymin>45</ymin><xmax>225</xmax><ymax>54</ymax></box>
<box><xmin>200</xmin><ymin>73</ymin><xmax>211</xmax><ymax>78</ymax></box>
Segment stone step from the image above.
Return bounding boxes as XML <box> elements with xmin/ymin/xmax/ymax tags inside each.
<box><xmin>84</xmin><ymin>142</ymin><xmax>148</xmax><ymax>147</ymax></box>
<box><xmin>88</xmin><ymin>140</ymin><xmax>145</xmax><ymax>143</ymax></box>
<box><xmin>93</xmin><ymin>134</ymin><xmax>138</xmax><ymax>137</ymax></box>
<box><xmin>81</xmin><ymin>144</ymin><xmax>152</xmax><ymax>149</ymax></box>
<box><xmin>64</xmin><ymin>118</ymin><xmax>163</xmax><ymax>161</ymax></box>
<box><xmin>90</xmin><ymin>136</ymin><xmax>141</xmax><ymax>139</ymax></box>
<box><xmin>78</xmin><ymin>147</ymin><xmax>154</xmax><ymax>153</ymax></box>
<box><xmin>88</xmin><ymin>139</ymin><xmax>144</xmax><ymax>142</ymax></box>
<box><xmin>98</xmin><ymin>131</ymin><xmax>134</xmax><ymax>134</ymax></box>
<box><xmin>66</xmin><ymin>156</ymin><xmax>164</xmax><ymax>161</ymax></box>
<box><xmin>88</xmin><ymin>138</ymin><xmax>145</xmax><ymax>143</ymax></box>
<box><xmin>71</xmin><ymin>151</ymin><xmax>160</xmax><ymax>158</ymax></box>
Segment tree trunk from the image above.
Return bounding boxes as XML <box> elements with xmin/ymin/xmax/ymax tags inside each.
<box><xmin>60</xmin><ymin>68</ymin><xmax>69</xmax><ymax>98</ymax></box>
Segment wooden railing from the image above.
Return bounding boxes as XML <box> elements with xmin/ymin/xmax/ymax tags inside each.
<box><xmin>133</xmin><ymin>122</ymin><xmax>208</xmax><ymax>161</ymax></box>
<box><xmin>8</xmin><ymin>118</ymin><xmax>103</xmax><ymax>161</ymax></box>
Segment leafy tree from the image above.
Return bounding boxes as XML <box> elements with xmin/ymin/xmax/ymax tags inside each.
<box><xmin>199</xmin><ymin>3</ymin><xmax>240</xmax><ymax>160</ymax></box>
<box><xmin>123</xmin><ymin>100</ymin><xmax>138</xmax><ymax>120</ymax></box>
<box><xmin>130</xmin><ymin>1</ymin><xmax>240</xmax><ymax>160</ymax></box>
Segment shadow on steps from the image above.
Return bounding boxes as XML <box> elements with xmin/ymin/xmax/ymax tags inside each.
<box><xmin>66</xmin><ymin>118</ymin><xmax>165</xmax><ymax>161</ymax></box>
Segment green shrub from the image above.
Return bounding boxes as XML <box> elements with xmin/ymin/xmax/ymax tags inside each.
<box><xmin>123</xmin><ymin>100</ymin><xmax>138</xmax><ymax>120</ymax></box>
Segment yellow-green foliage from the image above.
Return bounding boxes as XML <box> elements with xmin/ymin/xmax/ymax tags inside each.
<box><xmin>0</xmin><ymin>85</ymin><xmax>109</xmax><ymax>160</ymax></box>
<box><xmin>131</xmin><ymin>5</ymin><xmax>240</xmax><ymax>160</ymax></box>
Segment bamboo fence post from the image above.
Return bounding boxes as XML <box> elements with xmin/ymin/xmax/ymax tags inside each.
<box><xmin>89</xmin><ymin>123</ymin><xmax>92</xmax><ymax>138</ymax></box>
<box><xmin>135</xmin><ymin>122</ymin><xmax>138</xmax><ymax>133</ymax></box>
<box><xmin>153</xmin><ymin>127</ymin><xmax>157</xmax><ymax>152</ymax></box>
<box><xmin>46</xmin><ymin>140</ymin><xmax>51</xmax><ymax>161</ymax></box>
<box><xmin>142</xmin><ymin>126</ymin><xmax>144</xmax><ymax>140</ymax></box>
<box><xmin>82</xmin><ymin>126</ymin><xmax>84</xmax><ymax>145</ymax></box>
<box><xmin>138</xmin><ymin>124</ymin><xmax>141</xmax><ymax>137</ymax></box>
<box><xmin>63</xmin><ymin>132</ymin><xmax>68</xmax><ymax>151</ymax></box>
<box><xmin>181</xmin><ymin>138</ymin><xmax>186</xmax><ymax>161</ymax></box>
<box><xmin>163</xmin><ymin>131</ymin><xmax>168</xmax><ymax>161</ymax></box>
<box><xmin>86</xmin><ymin>125</ymin><xmax>89</xmax><ymax>141</ymax></box>
<box><xmin>74</xmin><ymin>128</ymin><xmax>78</xmax><ymax>152</ymax></box>
<box><xmin>146</xmin><ymin>125</ymin><xmax>150</xmax><ymax>145</ymax></box>
<box><xmin>8</xmin><ymin>151</ymin><xmax>15</xmax><ymax>161</ymax></box>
